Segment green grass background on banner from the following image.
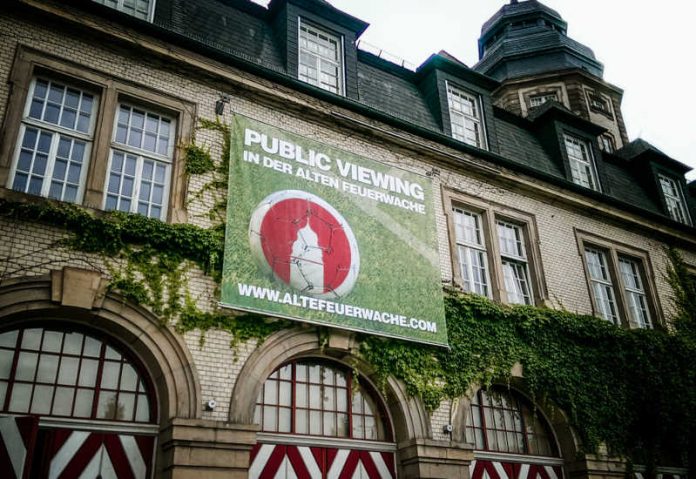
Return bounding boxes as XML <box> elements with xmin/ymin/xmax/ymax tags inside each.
<box><xmin>221</xmin><ymin>115</ymin><xmax>447</xmax><ymax>345</ymax></box>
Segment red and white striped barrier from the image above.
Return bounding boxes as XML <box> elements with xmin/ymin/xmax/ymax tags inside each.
<box><xmin>0</xmin><ymin>416</ymin><xmax>39</xmax><ymax>479</ymax></box>
<box><xmin>46</xmin><ymin>429</ymin><xmax>154</xmax><ymax>479</ymax></box>
<box><xmin>469</xmin><ymin>459</ymin><xmax>562</xmax><ymax>479</ymax></box>
<box><xmin>249</xmin><ymin>443</ymin><xmax>395</xmax><ymax>479</ymax></box>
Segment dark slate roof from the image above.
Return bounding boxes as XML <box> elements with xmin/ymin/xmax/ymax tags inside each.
<box><xmin>474</xmin><ymin>0</ymin><xmax>603</xmax><ymax>80</ymax></box>
<box><xmin>481</xmin><ymin>0</ymin><xmax>565</xmax><ymax>35</ymax></box>
<box><xmin>617</xmin><ymin>139</ymin><xmax>692</xmax><ymax>174</ymax></box>
<box><xmin>81</xmin><ymin>0</ymin><xmax>692</xmax><ymax>226</ymax></box>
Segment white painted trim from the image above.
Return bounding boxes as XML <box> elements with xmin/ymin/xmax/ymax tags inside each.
<box><xmin>38</xmin><ymin>416</ymin><xmax>159</xmax><ymax>435</ymax></box>
<box><xmin>257</xmin><ymin>432</ymin><xmax>396</xmax><ymax>452</ymax></box>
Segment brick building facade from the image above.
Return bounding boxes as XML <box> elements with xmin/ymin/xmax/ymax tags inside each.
<box><xmin>0</xmin><ymin>0</ymin><xmax>694</xmax><ymax>478</ymax></box>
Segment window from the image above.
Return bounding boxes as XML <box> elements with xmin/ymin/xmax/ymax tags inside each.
<box><xmin>564</xmin><ymin>134</ymin><xmax>600</xmax><ymax>191</ymax></box>
<box><xmin>618</xmin><ymin>256</ymin><xmax>652</xmax><ymax>328</ymax></box>
<box><xmin>1</xmin><ymin>50</ymin><xmax>191</xmax><ymax>222</ymax></box>
<box><xmin>465</xmin><ymin>387</ymin><xmax>558</xmax><ymax>457</ymax></box>
<box><xmin>599</xmin><ymin>134</ymin><xmax>615</xmax><ymax>153</ymax></box>
<box><xmin>578</xmin><ymin>232</ymin><xmax>659</xmax><ymax>328</ymax></box>
<box><xmin>298</xmin><ymin>21</ymin><xmax>344</xmax><ymax>95</ymax></box>
<box><xmin>587</xmin><ymin>91</ymin><xmax>612</xmax><ymax>116</ymax></box>
<box><xmin>9</xmin><ymin>78</ymin><xmax>97</xmax><ymax>203</ymax></box>
<box><xmin>447</xmin><ymin>83</ymin><xmax>486</xmax><ymax>149</ymax></box>
<box><xmin>254</xmin><ymin>361</ymin><xmax>389</xmax><ymax>441</ymax></box>
<box><xmin>529</xmin><ymin>92</ymin><xmax>558</xmax><ymax>108</ymax></box>
<box><xmin>497</xmin><ymin>221</ymin><xmax>532</xmax><ymax>305</ymax></box>
<box><xmin>584</xmin><ymin>247</ymin><xmax>619</xmax><ymax>324</ymax></box>
<box><xmin>0</xmin><ymin>326</ymin><xmax>155</xmax><ymax>423</ymax></box>
<box><xmin>447</xmin><ymin>194</ymin><xmax>543</xmax><ymax>305</ymax></box>
<box><xmin>453</xmin><ymin>208</ymin><xmax>490</xmax><ymax>296</ymax></box>
<box><xmin>105</xmin><ymin>104</ymin><xmax>174</xmax><ymax>219</ymax></box>
<box><xmin>92</xmin><ymin>0</ymin><xmax>154</xmax><ymax>21</ymax></box>
<box><xmin>658</xmin><ymin>174</ymin><xmax>691</xmax><ymax>225</ymax></box>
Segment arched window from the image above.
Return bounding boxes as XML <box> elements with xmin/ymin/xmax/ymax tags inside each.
<box><xmin>254</xmin><ymin>360</ymin><xmax>390</xmax><ymax>441</ymax></box>
<box><xmin>0</xmin><ymin>326</ymin><xmax>155</xmax><ymax>423</ymax></box>
<box><xmin>466</xmin><ymin>387</ymin><xmax>558</xmax><ymax>457</ymax></box>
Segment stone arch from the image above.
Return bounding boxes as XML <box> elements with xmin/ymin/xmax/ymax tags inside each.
<box><xmin>229</xmin><ymin>327</ymin><xmax>431</xmax><ymax>442</ymax></box>
<box><xmin>452</xmin><ymin>375</ymin><xmax>582</xmax><ymax>462</ymax></box>
<box><xmin>0</xmin><ymin>273</ymin><xmax>201</xmax><ymax>422</ymax></box>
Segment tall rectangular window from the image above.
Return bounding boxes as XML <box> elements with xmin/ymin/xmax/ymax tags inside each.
<box><xmin>584</xmin><ymin>247</ymin><xmax>619</xmax><ymax>324</ymax></box>
<box><xmin>564</xmin><ymin>134</ymin><xmax>600</xmax><ymax>191</ymax></box>
<box><xmin>618</xmin><ymin>256</ymin><xmax>652</xmax><ymax>329</ymax></box>
<box><xmin>447</xmin><ymin>84</ymin><xmax>486</xmax><ymax>149</ymax></box>
<box><xmin>92</xmin><ymin>0</ymin><xmax>154</xmax><ymax>21</ymax></box>
<box><xmin>10</xmin><ymin>78</ymin><xmax>97</xmax><ymax>203</ymax></box>
<box><xmin>299</xmin><ymin>21</ymin><xmax>344</xmax><ymax>95</ymax></box>
<box><xmin>104</xmin><ymin>104</ymin><xmax>174</xmax><ymax>220</ymax></box>
<box><xmin>497</xmin><ymin>221</ymin><xmax>532</xmax><ymax>305</ymax></box>
<box><xmin>658</xmin><ymin>175</ymin><xmax>691</xmax><ymax>225</ymax></box>
<box><xmin>453</xmin><ymin>208</ymin><xmax>490</xmax><ymax>296</ymax></box>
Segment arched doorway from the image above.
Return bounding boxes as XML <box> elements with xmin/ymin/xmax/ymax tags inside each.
<box><xmin>465</xmin><ymin>387</ymin><xmax>564</xmax><ymax>479</ymax></box>
<box><xmin>0</xmin><ymin>324</ymin><xmax>158</xmax><ymax>478</ymax></box>
<box><xmin>249</xmin><ymin>359</ymin><xmax>396</xmax><ymax>478</ymax></box>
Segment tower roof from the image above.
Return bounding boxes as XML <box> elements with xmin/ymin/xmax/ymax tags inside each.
<box><xmin>474</xmin><ymin>0</ymin><xmax>603</xmax><ymax>81</ymax></box>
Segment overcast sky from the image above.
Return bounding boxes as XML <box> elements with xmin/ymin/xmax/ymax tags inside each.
<box><xmin>252</xmin><ymin>0</ymin><xmax>696</xmax><ymax>180</ymax></box>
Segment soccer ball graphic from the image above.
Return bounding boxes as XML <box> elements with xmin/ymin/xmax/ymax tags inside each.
<box><xmin>248</xmin><ymin>190</ymin><xmax>360</xmax><ymax>299</ymax></box>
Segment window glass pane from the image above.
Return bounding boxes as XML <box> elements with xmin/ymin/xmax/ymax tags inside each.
<box><xmin>0</xmin><ymin>331</ymin><xmax>19</xmax><ymax>348</ymax></box>
<box><xmin>279</xmin><ymin>407</ymin><xmax>291</xmax><ymax>433</ymax></box>
<box><xmin>97</xmin><ymin>390</ymin><xmax>119</xmax><ymax>419</ymax></box>
<box><xmin>9</xmin><ymin>383</ymin><xmax>32</xmax><ymax>413</ymax></box>
<box><xmin>0</xmin><ymin>350</ymin><xmax>14</xmax><ymax>379</ymax></box>
<box><xmin>296</xmin><ymin>409</ymin><xmax>308</xmax><ymax>434</ymax></box>
<box><xmin>16</xmin><ymin>351</ymin><xmax>38</xmax><ymax>381</ymax></box>
<box><xmin>78</xmin><ymin>358</ymin><xmax>99</xmax><ymax>387</ymax></box>
<box><xmin>36</xmin><ymin>354</ymin><xmax>59</xmax><ymax>383</ymax></box>
<box><xmin>63</xmin><ymin>332</ymin><xmax>83</xmax><ymax>355</ymax></box>
<box><xmin>57</xmin><ymin>356</ymin><xmax>79</xmax><ymax>385</ymax></box>
<box><xmin>52</xmin><ymin>386</ymin><xmax>75</xmax><ymax>416</ymax></box>
<box><xmin>22</xmin><ymin>329</ymin><xmax>43</xmax><ymax>350</ymax></box>
<box><xmin>135</xmin><ymin>394</ymin><xmax>150</xmax><ymax>422</ymax></box>
<box><xmin>31</xmin><ymin>384</ymin><xmax>54</xmax><ymax>414</ymax></box>
<box><xmin>73</xmin><ymin>389</ymin><xmax>94</xmax><ymax>417</ymax></box>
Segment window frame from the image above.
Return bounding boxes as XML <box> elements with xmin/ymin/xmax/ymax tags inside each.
<box><xmin>465</xmin><ymin>386</ymin><xmax>561</xmax><ymax>458</ymax></box>
<box><xmin>563</xmin><ymin>133</ymin><xmax>601</xmax><ymax>191</ymax></box>
<box><xmin>444</xmin><ymin>191</ymin><xmax>546</xmax><ymax>305</ymax></box>
<box><xmin>445</xmin><ymin>81</ymin><xmax>488</xmax><ymax>150</ymax></box>
<box><xmin>253</xmin><ymin>359</ymin><xmax>393</xmax><ymax>443</ymax></box>
<box><xmin>576</xmin><ymin>230</ymin><xmax>662</xmax><ymax>328</ymax></box>
<box><xmin>658</xmin><ymin>174</ymin><xmax>692</xmax><ymax>226</ymax></box>
<box><xmin>0</xmin><ymin>47</ymin><xmax>192</xmax><ymax>223</ymax></box>
<box><xmin>92</xmin><ymin>0</ymin><xmax>156</xmax><ymax>22</ymax></box>
<box><xmin>599</xmin><ymin>133</ymin><xmax>615</xmax><ymax>153</ymax></box>
<box><xmin>528</xmin><ymin>92</ymin><xmax>558</xmax><ymax>108</ymax></box>
<box><xmin>297</xmin><ymin>18</ymin><xmax>345</xmax><ymax>96</ymax></box>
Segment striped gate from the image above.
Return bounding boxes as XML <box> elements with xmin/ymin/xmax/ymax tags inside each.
<box><xmin>469</xmin><ymin>459</ymin><xmax>562</xmax><ymax>479</ymax></box>
<box><xmin>42</xmin><ymin>429</ymin><xmax>155</xmax><ymax>479</ymax></box>
<box><xmin>249</xmin><ymin>443</ymin><xmax>395</xmax><ymax>479</ymax></box>
<box><xmin>0</xmin><ymin>415</ymin><xmax>39</xmax><ymax>479</ymax></box>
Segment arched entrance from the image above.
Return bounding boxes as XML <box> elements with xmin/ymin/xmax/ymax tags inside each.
<box><xmin>0</xmin><ymin>324</ymin><xmax>158</xmax><ymax>478</ymax></box>
<box><xmin>465</xmin><ymin>387</ymin><xmax>564</xmax><ymax>479</ymax></box>
<box><xmin>249</xmin><ymin>359</ymin><xmax>396</xmax><ymax>478</ymax></box>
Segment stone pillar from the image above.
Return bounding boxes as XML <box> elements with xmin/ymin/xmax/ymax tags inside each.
<box><xmin>397</xmin><ymin>438</ymin><xmax>474</xmax><ymax>479</ymax></box>
<box><xmin>158</xmin><ymin>419</ymin><xmax>259</xmax><ymax>479</ymax></box>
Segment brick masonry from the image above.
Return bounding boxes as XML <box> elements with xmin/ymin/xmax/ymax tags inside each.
<box><xmin>1</xmin><ymin>7</ymin><xmax>695</xmax><ymax>457</ymax></box>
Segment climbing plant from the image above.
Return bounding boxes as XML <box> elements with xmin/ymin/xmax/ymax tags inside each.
<box><xmin>360</xmin><ymin>290</ymin><xmax>696</xmax><ymax>469</ymax></box>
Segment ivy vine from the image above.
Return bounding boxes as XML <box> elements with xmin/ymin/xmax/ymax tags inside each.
<box><xmin>360</xmin><ymin>289</ymin><xmax>696</xmax><ymax>469</ymax></box>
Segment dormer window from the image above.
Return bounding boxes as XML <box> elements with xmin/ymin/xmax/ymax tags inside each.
<box><xmin>599</xmin><ymin>134</ymin><xmax>615</xmax><ymax>153</ymax></box>
<box><xmin>92</xmin><ymin>0</ymin><xmax>154</xmax><ymax>21</ymax></box>
<box><xmin>446</xmin><ymin>83</ymin><xmax>486</xmax><ymax>149</ymax></box>
<box><xmin>658</xmin><ymin>174</ymin><xmax>691</xmax><ymax>225</ymax></box>
<box><xmin>529</xmin><ymin>92</ymin><xmax>558</xmax><ymax>108</ymax></box>
<box><xmin>298</xmin><ymin>21</ymin><xmax>344</xmax><ymax>95</ymax></box>
<box><xmin>564</xmin><ymin>134</ymin><xmax>600</xmax><ymax>191</ymax></box>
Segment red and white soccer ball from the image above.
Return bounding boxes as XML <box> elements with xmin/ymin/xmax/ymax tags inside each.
<box><xmin>248</xmin><ymin>190</ymin><xmax>360</xmax><ymax>299</ymax></box>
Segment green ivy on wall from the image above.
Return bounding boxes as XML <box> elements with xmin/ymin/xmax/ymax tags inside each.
<box><xmin>360</xmin><ymin>289</ymin><xmax>696</xmax><ymax>468</ymax></box>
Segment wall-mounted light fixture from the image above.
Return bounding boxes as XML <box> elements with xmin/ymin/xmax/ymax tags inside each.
<box><xmin>215</xmin><ymin>94</ymin><xmax>230</xmax><ymax>116</ymax></box>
